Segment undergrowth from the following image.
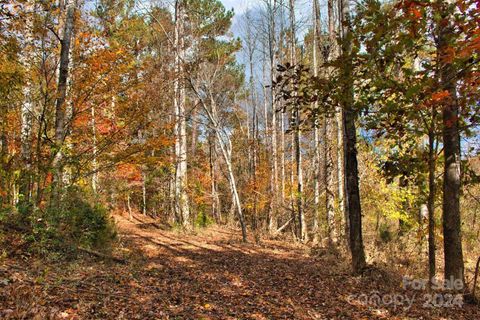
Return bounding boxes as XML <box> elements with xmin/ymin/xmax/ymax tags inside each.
<box><xmin>0</xmin><ymin>187</ymin><xmax>117</xmax><ymax>260</ymax></box>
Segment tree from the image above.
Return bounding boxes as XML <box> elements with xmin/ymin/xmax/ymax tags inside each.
<box><xmin>436</xmin><ymin>0</ymin><xmax>464</xmax><ymax>289</ymax></box>
<box><xmin>339</xmin><ymin>0</ymin><xmax>366</xmax><ymax>272</ymax></box>
<box><xmin>173</xmin><ymin>0</ymin><xmax>190</xmax><ymax>227</ymax></box>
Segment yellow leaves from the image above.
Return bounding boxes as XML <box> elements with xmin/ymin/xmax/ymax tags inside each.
<box><xmin>203</xmin><ymin>303</ymin><xmax>213</xmax><ymax>310</ymax></box>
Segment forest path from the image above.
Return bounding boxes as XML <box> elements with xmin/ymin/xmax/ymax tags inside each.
<box><xmin>2</xmin><ymin>213</ymin><xmax>479</xmax><ymax>319</ymax></box>
<box><xmin>110</xmin><ymin>213</ymin><xmax>478</xmax><ymax>319</ymax></box>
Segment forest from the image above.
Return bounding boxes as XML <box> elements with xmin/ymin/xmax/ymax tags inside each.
<box><xmin>0</xmin><ymin>0</ymin><xmax>480</xmax><ymax>318</ymax></box>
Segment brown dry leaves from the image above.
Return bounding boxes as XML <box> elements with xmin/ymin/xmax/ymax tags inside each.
<box><xmin>1</xmin><ymin>214</ymin><xmax>479</xmax><ymax>319</ymax></box>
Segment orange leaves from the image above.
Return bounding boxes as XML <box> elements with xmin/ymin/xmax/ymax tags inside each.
<box><xmin>398</xmin><ymin>0</ymin><xmax>424</xmax><ymax>20</ymax></box>
<box><xmin>431</xmin><ymin>90</ymin><xmax>450</xmax><ymax>102</ymax></box>
<box><xmin>409</xmin><ymin>7</ymin><xmax>422</xmax><ymax>19</ymax></box>
<box><xmin>116</xmin><ymin>163</ymin><xmax>142</xmax><ymax>184</ymax></box>
<box><xmin>422</xmin><ymin>90</ymin><xmax>451</xmax><ymax>109</ymax></box>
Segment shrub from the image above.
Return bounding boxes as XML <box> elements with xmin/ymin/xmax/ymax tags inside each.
<box><xmin>28</xmin><ymin>187</ymin><xmax>117</xmax><ymax>255</ymax></box>
<box><xmin>379</xmin><ymin>223</ymin><xmax>393</xmax><ymax>243</ymax></box>
<box><xmin>194</xmin><ymin>210</ymin><xmax>214</xmax><ymax>228</ymax></box>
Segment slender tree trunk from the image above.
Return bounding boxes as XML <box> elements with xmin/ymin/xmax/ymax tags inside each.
<box><xmin>427</xmin><ymin>130</ymin><xmax>437</xmax><ymax>284</ymax></box>
<box><xmin>437</xmin><ymin>0</ymin><xmax>464</xmax><ymax>289</ymax></box>
<box><xmin>173</xmin><ymin>0</ymin><xmax>190</xmax><ymax>227</ymax></box>
<box><xmin>190</xmin><ymin>106</ymin><xmax>198</xmax><ymax>157</ymax></box>
<box><xmin>218</xmin><ymin>134</ymin><xmax>247</xmax><ymax>242</ymax></box>
<box><xmin>91</xmin><ymin>104</ymin><xmax>98</xmax><ymax>194</ymax></box>
<box><xmin>340</xmin><ymin>0</ymin><xmax>366</xmax><ymax>273</ymax></box>
<box><xmin>251</xmin><ymin>73</ymin><xmax>258</xmax><ymax>232</ymax></box>
<box><xmin>313</xmin><ymin>125</ymin><xmax>320</xmax><ymax>242</ymax></box>
<box><xmin>279</xmin><ymin>0</ymin><xmax>286</xmax><ymax>210</ymax></box>
<box><xmin>324</xmin><ymin>118</ymin><xmax>336</xmax><ymax>243</ymax></box>
<box><xmin>209</xmin><ymin>133</ymin><xmax>220</xmax><ymax>223</ymax></box>
<box><xmin>142</xmin><ymin>170</ymin><xmax>147</xmax><ymax>215</ymax></box>
<box><xmin>127</xmin><ymin>192</ymin><xmax>132</xmax><ymax>221</ymax></box>
<box><xmin>312</xmin><ymin>0</ymin><xmax>322</xmax><ymax>243</ymax></box>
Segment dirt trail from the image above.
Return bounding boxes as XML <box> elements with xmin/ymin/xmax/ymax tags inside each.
<box><xmin>1</xmin><ymin>214</ymin><xmax>479</xmax><ymax>319</ymax></box>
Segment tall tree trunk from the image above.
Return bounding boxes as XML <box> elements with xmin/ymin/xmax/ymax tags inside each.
<box><xmin>251</xmin><ymin>70</ymin><xmax>258</xmax><ymax>233</ymax></box>
<box><xmin>19</xmin><ymin>0</ymin><xmax>35</xmax><ymax>202</ymax></box>
<box><xmin>331</xmin><ymin>0</ymin><xmax>347</xmax><ymax>241</ymax></box>
<box><xmin>326</xmin><ymin>0</ymin><xmax>338</xmax><ymax>244</ymax></box>
<box><xmin>268</xmin><ymin>0</ymin><xmax>279</xmax><ymax>233</ymax></box>
<box><xmin>52</xmin><ymin>0</ymin><xmax>76</xmax><ymax>200</ymax></box>
<box><xmin>289</xmin><ymin>0</ymin><xmax>306</xmax><ymax>242</ymax></box>
<box><xmin>340</xmin><ymin>0</ymin><xmax>366</xmax><ymax>273</ymax></box>
<box><xmin>437</xmin><ymin>0</ymin><xmax>464</xmax><ymax>289</ymax></box>
<box><xmin>312</xmin><ymin>0</ymin><xmax>322</xmax><ymax>243</ymax></box>
<box><xmin>279</xmin><ymin>0</ymin><xmax>286</xmax><ymax>210</ymax></box>
<box><xmin>173</xmin><ymin>0</ymin><xmax>190</xmax><ymax>227</ymax></box>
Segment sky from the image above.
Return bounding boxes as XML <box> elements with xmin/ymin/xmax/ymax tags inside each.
<box><xmin>221</xmin><ymin>0</ymin><xmax>253</xmax><ymax>17</ymax></box>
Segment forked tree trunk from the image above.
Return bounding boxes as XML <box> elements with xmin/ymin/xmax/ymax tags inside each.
<box><xmin>200</xmin><ymin>94</ymin><xmax>247</xmax><ymax>242</ymax></box>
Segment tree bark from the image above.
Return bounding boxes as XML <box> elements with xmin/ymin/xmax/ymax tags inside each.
<box><xmin>91</xmin><ymin>104</ymin><xmax>98</xmax><ymax>194</ymax></box>
<box><xmin>326</xmin><ymin>0</ymin><xmax>338</xmax><ymax>245</ymax></box>
<box><xmin>209</xmin><ymin>133</ymin><xmax>220</xmax><ymax>223</ymax></box>
<box><xmin>437</xmin><ymin>0</ymin><xmax>465</xmax><ymax>288</ymax></box>
<box><xmin>312</xmin><ymin>0</ymin><xmax>322</xmax><ymax>243</ymax></box>
<box><xmin>173</xmin><ymin>0</ymin><xmax>190</xmax><ymax>227</ymax></box>
<box><xmin>289</xmin><ymin>0</ymin><xmax>306</xmax><ymax>242</ymax></box>
<box><xmin>52</xmin><ymin>0</ymin><xmax>76</xmax><ymax>200</ymax></box>
<box><xmin>427</xmin><ymin>130</ymin><xmax>437</xmax><ymax>285</ymax></box>
<box><xmin>340</xmin><ymin>0</ymin><xmax>366</xmax><ymax>273</ymax></box>
<box><xmin>268</xmin><ymin>0</ymin><xmax>279</xmax><ymax>233</ymax></box>
<box><xmin>19</xmin><ymin>0</ymin><xmax>35</xmax><ymax>202</ymax></box>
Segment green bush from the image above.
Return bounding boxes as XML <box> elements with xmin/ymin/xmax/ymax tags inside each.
<box><xmin>379</xmin><ymin>223</ymin><xmax>393</xmax><ymax>243</ymax></box>
<box><xmin>29</xmin><ymin>187</ymin><xmax>117</xmax><ymax>255</ymax></box>
<box><xmin>194</xmin><ymin>210</ymin><xmax>214</xmax><ymax>228</ymax></box>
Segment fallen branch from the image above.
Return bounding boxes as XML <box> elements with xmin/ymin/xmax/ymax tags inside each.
<box><xmin>275</xmin><ymin>218</ymin><xmax>293</xmax><ymax>235</ymax></box>
<box><xmin>78</xmin><ymin>247</ymin><xmax>126</xmax><ymax>264</ymax></box>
